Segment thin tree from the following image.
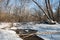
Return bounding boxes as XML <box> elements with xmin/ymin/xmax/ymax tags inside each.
<box><xmin>6</xmin><ymin>0</ymin><xmax>10</xmax><ymax>7</ymax></box>
<box><xmin>57</xmin><ymin>0</ymin><xmax>60</xmax><ymax>22</ymax></box>
<box><xmin>32</xmin><ymin>0</ymin><xmax>50</xmax><ymax>19</ymax></box>
<box><xmin>45</xmin><ymin>0</ymin><xmax>51</xmax><ymax>19</ymax></box>
<box><xmin>32</xmin><ymin>0</ymin><xmax>55</xmax><ymax>23</ymax></box>
<box><xmin>47</xmin><ymin>0</ymin><xmax>54</xmax><ymax>20</ymax></box>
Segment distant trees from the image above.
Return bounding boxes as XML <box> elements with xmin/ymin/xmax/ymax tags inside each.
<box><xmin>0</xmin><ymin>0</ymin><xmax>59</xmax><ymax>23</ymax></box>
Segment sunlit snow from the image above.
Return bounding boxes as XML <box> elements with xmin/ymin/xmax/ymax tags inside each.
<box><xmin>0</xmin><ymin>22</ymin><xmax>60</xmax><ymax>40</ymax></box>
<box><xmin>0</xmin><ymin>29</ymin><xmax>23</xmax><ymax>40</ymax></box>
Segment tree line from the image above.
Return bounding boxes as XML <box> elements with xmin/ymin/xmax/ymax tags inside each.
<box><xmin>0</xmin><ymin>0</ymin><xmax>60</xmax><ymax>23</ymax></box>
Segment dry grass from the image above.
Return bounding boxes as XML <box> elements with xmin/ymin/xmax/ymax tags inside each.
<box><xmin>0</xmin><ymin>12</ymin><xmax>50</xmax><ymax>22</ymax></box>
<box><xmin>0</xmin><ymin>12</ymin><xmax>43</xmax><ymax>22</ymax></box>
<box><xmin>0</xmin><ymin>13</ymin><xmax>19</xmax><ymax>22</ymax></box>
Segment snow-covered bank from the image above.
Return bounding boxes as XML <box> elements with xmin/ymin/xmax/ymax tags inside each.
<box><xmin>0</xmin><ymin>22</ymin><xmax>60</xmax><ymax>40</ymax></box>
<box><xmin>0</xmin><ymin>23</ymin><xmax>12</xmax><ymax>29</ymax></box>
<box><xmin>13</xmin><ymin>22</ymin><xmax>60</xmax><ymax>40</ymax></box>
<box><xmin>0</xmin><ymin>29</ymin><xmax>23</xmax><ymax>40</ymax></box>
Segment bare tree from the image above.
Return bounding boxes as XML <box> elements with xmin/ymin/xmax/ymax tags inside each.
<box><xmin>32</xmin><ymin>0</ymin><xmax>54</xmax><ymax>23</ymax></box>
<box><xmin>32</xmin><ymin>0</ymin><xmax>58</xmax><ymax>24</ymax></box>
<box><xmin>32</xmin><ymin>0</ymin><xmax>50</xmax><ymax>19</ymax></box>
<box><xmin>47</xmin><ymin>0</ymin><xmax>54</xmax><ymax>20</ymax></box>
<box><xmin>56</xmin><ymin>0</ymin><xmax>60</xmax><ymax>22</ymax></box>
<box><xmin>45</xmin><ymin>0</ymin><xmax>51</xmax><ymax>19</ymax></box>
<box><xmin>45</xmin><ymin>0</ymin><xmax>54</xmax><ymax>20</ymax></box>
<box><xmin>6</xmin><ymin>0</ymin><xmax>10</xmax><ymax>7</ymax></box>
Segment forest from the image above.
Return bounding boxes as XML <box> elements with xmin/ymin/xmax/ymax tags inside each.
<box><xmin>0</xmin><ymin>0</ymin><xmax>60</xmax><ymax>24</ymax></box>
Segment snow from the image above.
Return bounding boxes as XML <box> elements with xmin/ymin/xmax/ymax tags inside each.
<box><xmin>13</xmin><ymin>22</ymin><xmax>60</xmax><ymax>40</ymax></box>
<box><xmin>0</xmin><ymin>23</ymin><xmax>12</xmax><ymax>29</ymax></box>
<box><xmin>0</xmin><ymin>29</ymin><xmax>23</xmax><ymax>40</ymax></box>
<box><xmin>0</xmin><ymin>22</ymin><xmax>60</xmax><ymax>40</ymax></box>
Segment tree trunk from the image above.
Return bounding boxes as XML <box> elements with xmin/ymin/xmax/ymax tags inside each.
<box><xmin>47</xmin><ymin>0</ymin><xmax>54</xmax><ymax>20</ymax></box>
<box><xmin>45</xmin><ymin>0</ymin><xmax>51</xmax><ymax>19</ymax></box>
<box><xmin>32</xmin><ymin>0</ymin><xmax>50</xmax><ymax>19</ymax></box>
<box><xmin>32</xmin><ymin>0</ymin><xmax>58</xmax><ymax>24</ymax></box>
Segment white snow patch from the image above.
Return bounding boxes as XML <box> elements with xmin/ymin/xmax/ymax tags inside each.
<box><xmin>0</xmin><ymin>23</ymin><xmax>12</xmax><ymax>29</ymax></box>
<box><xmin>0</xmin><ymin>29</ymin><xmax>23</xmax><ymax>40</ymax></box>
<box><xmin>0</xmin><ymin>22</ymin><xmax>60</xmax><ymax>40</ymax></box>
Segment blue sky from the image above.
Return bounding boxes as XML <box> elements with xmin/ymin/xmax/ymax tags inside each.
<box><xmin>8</xmin><ymin>0</ymin><xmax>59</xmax><ymax>6</ymax></box>
<box><xmin>29</xmin><ymin>0</ymin><xmax>59</xmax><ymax>12</ymax></box>
<box><xmin>1</xmin><ymin>0</ymin><xmax>59</xmax><ymax>13</ymax></box>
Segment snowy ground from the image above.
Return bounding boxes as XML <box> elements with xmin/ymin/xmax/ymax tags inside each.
<box><xmin>0</xmin><ymin>29</ymin><xmax>23</xmax><ymax>40</ymax></box>
<box><xmin>0</xmin><ymin>22</ymin><xmax>60</xmax><ymax>40</ymax></box>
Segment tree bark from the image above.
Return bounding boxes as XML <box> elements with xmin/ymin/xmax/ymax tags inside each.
<box><xmin>6</xmin><ymin>0</ymin><xmax>10</xmax><ymax>7</ymax></box>
<box><xmin>45</xmin><ymin>0</ymin><xmax>51</xmax><ymax>19</ymax></box>
<box><xmin>32</xmin><ymin>0</ymin><xmax>58</xmax><ymax>24</ymax></box>
<box><xmin>47</xmin><ymin>0</ymin><xmax>54</xmax><ymax>20</ymax></box>
<box><xmin>32</xmin><ymin>0</ymin><xmax>50</xmax><ymax>19</ymax></box>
